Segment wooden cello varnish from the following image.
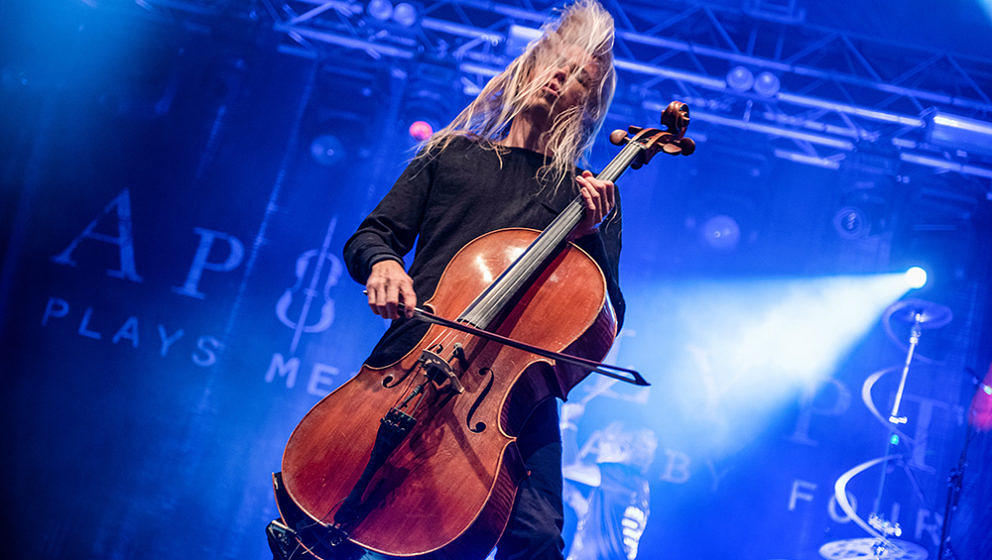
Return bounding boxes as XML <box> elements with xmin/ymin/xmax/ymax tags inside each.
<box><xmin>277</xmin><ymin>102</ymin><xmax>694</xmax><ymax>560</ymax></box>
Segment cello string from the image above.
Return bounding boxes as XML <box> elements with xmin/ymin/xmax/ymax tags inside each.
<box><xmin>468</xmin><ymin>220</ymin><xmax>559</xmax><ymax>327</ymax></box>
<box><xmin>481</xmin><ymin>161</ymin><xmax>627</xmax><ymax>324</ymax></box>
<box><xmin>467</xmin><ymin>163</ymin><xmax>588</xmax><ymax>325</ymax></box>
<box><xmin>388</xmin><ymin>142</ymin><xmax>643</xmax><ymax>415</ymax></box>
<box><xmin>390</xmin><ymin>327</ymin><xmax>460</xmax><ymax>412</ymax></box>
<box><xmin>458</xmin><ymin>140</ymin><xmax>642</xmax><ymax>344</ymax></box>
<box><xmin>476</xmin><ymin>187</ymin><xmax>589</xmax><ymax>323</ymax></box>
<box><xmin>417</xmin><ymin>142</ymin><xmax>645</xmax><ymax>412</ymax></box>
<box><xmin>468</xmin><ymin>197</ymin><xmax>581</xmax><ymax>328</ymax></box>
<box><xmin>474</xmin><ymin>204</ymin><xmax>573</xmax><ymax>324</ymax></box>
<box><xmin>466</xmin><ymin>141</ymin><xmax>637</xmax><ymax>328</ymax></box>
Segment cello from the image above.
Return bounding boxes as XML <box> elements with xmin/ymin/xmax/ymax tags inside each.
<box><xmin>272</xmin><ymin>102</ymin><xmax>695</xmax><ymax>560</ymax></box>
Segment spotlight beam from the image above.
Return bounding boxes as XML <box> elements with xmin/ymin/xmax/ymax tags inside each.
<box><xmin>620</xmin><ymin>272</ymin><xmax>920</xmax><ymax>457</ymax></box>
<box><xmin>904</xmin><ymin>266</ymin><xmax>927</xmax><ymax>289</ymax></box>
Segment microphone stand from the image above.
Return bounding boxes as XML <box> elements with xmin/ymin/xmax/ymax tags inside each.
<box><xmin>935</xmin><ymin>413</ymin><xmax>977</xmax><ymax>559</ymax></box>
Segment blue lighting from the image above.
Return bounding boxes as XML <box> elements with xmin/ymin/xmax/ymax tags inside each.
<box><xmin>726</xmin><ymin>66</ymin><xmax>754</xmax><ymax>92</ymax></box>
<box><xmin>393</xmin><ymin>2</ymin><xmax>418</xmax><ymax>27</ymax></box>
<box><xmin>367</xmin><ymin>0</ymin><xmax>393</xmax><ymax>21</ymax></box>
<box><xmin>700</xmin><ymin>214</ymin><xmax>741</xmax><ymax>250</ymax></box>
<box><xmin>904</xmin><ymin>266</ymin><xmax>927</xmax><ymax>289</ymax></box>
<box><xmin>309</xmin><ymin>134</ymin><xmax>345</xmax><ymax>166</ymax></box>
<box><xmin>620</xmin><ymin>272</ymin><xmax>917</xmax><ymax>458</ymax></box>
<box><xmin>753</xmin><ymin>71</ymin><xmax>780</xmax><ymax>97</ymax></box>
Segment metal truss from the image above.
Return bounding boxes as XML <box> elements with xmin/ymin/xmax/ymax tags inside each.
<box><xmin>108</xmin><ymin>0</ymin><xmax>992</xmax><ymax>191</ymax></box>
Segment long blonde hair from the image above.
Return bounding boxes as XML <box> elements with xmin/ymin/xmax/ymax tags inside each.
<box><xmin>422</xmin><ymin>0</ymin><xmax>616</xmax><ymax>189</ymax></box>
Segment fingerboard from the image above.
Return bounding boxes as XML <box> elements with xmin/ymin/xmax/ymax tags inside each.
<box><xmin>457</xmin><ymin>140</ymin><xmax>645</xmax><ymax>329</ymax></box>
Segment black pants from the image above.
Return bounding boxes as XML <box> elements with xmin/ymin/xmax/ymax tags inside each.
<box><xmin>495</xmin><ymin>398</ymin><xmax>565</xmax><ymax>560</ymax></box>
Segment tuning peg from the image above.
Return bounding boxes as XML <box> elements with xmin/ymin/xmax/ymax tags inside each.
<box><xmin>609</xmin><ymin>129</ymin><xmax>628</xmax><ymax>146</ymax></box>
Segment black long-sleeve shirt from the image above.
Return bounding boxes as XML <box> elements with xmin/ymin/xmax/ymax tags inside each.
<box><xmin>343</xmin><ymin>136</ymin><xmax>624</xmax><ymax>367</ymax></box>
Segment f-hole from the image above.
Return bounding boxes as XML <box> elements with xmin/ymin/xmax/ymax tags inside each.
<box><xmin>382</xmin><ymin>364</ymin><xmax>417</xmax><ymax>388</ymax></box>
<box><xmin>466</xmin><ymin>367</ymin><xmax>494</xmax><ymax>433</ymax></box>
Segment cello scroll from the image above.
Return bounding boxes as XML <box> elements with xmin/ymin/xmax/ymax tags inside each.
<box><xmin>609</xmin><ymin>101</ymin><xmax>696</xmax><ymax>169</ymax></box>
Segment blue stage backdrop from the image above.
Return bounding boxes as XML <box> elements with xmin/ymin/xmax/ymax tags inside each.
<box><xmin>2</xmin><ymin>2</ymin><xmax>991</xmax><ymax>560</ymax></box>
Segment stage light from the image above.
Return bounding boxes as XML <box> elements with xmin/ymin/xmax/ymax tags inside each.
<box><xmin>753</xmin><ymin>71</ymin><xmax>780</xmax><ymax>97</ymax></box>
<box><xmin>773</xmin><ymin>149</ymin><xmax>841</xmax><ymax>170</ymax></box>
<box><xmin>619</xmin><ymin>271</ymin><xmax>919</xmax><ymax>458</ymax></box>
<box><xmin>898</xmin><ymin>151</ymin><xmax>992</xmax><ymax>180</ymax></box>
<box><xmin>408</xmin><ymin>120</ymin><xmax>434</xmax><ymax>141</ymax></box>
<box><xmin>904</xmin><ymin>266</ymin><xmax>927</xmax><ymax>289</ymax></box>
<box><xmin>309</xmin><ymin>134</ymin><xmax>345</xmax><ymax>167</ymax></box>
<box><xmin>925</xmin><ymin>109</ymin><xmax>992</xmax><ymax>156</ymax></box>
<box><xmin>403</xmin><ymin>87</ymin><xmax>455</xmax><ymax>145</ymax></box>
<box><xmin>832</xmin><ymin>206</ymin><xmax>870</xmax><ymax>239</ymax></box>
<box><xmin>392</xmin><ymin>2</ymin><xmax>417</xmax><ymax>27</ymax></box>
<box><xmin>689</xmin><ymin>109</ymin><xmax>854</xmax><ymax>150</ymax></box>
<box><xmin>969</xmin><ymin>364</ymin><xmax>992</xmax><ymax>431</ymax></box>
<box><xmin>367</xmin><ymin>0</ymin><xmax>393</xmax><ymax>21</ymax></box>
<box><xmin>726</xmin><ymin>66</ymin><xmax>754</xmax><ymax>92</ymax></box>
<box><xmin>700</xmin><ymin>214</ymin><xmax>741</xmax><ymax>250</ymax></box>
<box><xmin>506</xmin><ymin>24</ymin><xmax>542</xmax><ymax>57</ymax></box>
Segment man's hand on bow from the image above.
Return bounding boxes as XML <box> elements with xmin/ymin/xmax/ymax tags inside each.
<box><xmin>366</xmin><ymin>259</ymin><xmax>416</xmax><ymax>319</ymax></box>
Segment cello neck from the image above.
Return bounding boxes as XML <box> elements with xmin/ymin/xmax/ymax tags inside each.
<box><xmin>457</xmin><ymin>141</ymin><xmax>646</xmax><ymax>329</ymax></box>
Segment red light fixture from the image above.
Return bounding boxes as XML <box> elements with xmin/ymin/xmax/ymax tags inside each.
<box><xmin>408</xmin><ymin>120</ymin><xmax>434</xmax><ymax>141</ymax></box>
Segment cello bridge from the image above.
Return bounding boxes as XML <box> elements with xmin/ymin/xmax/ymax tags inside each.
<box><xmin>418</xmin><ymin>348</ymin><xmax>465</xmax><ymax>394</ymax></box>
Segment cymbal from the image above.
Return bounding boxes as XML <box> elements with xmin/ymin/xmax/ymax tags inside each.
<box><xmin>819</xmin><ymin>537</ymin><xmax>927</xmax><ymax>559</ymax></box>
<box><xmin>885</xmin><ymin>298</ymin><xmax>953</xmax><ymax>329</ymax></box>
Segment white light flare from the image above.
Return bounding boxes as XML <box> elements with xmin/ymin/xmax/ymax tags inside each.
<box><xmin>622</xmin><ymin>272</ymin><xmax>915</xmax><ymax>456</ymax></box>
<box><xmin>904</xmin><ymin>266</ymin><xmax>927</xmax><ymax>289</ymax></box>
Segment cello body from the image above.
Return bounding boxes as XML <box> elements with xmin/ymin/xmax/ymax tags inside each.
<box><xmin>277</xmin><ymin>104</ymin><xmax>694</xmax><ymax>559</ymax></box>
<box><xmin>280</xmin><ymin>227</ymin><xmax>616</xmax><ymax>559</ymax></box>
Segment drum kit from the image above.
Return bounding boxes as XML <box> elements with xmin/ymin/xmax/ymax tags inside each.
<box><xmin>817</xmin><ymin>297</ymin><xmax>984</xmax><ymax>560</ymax></box>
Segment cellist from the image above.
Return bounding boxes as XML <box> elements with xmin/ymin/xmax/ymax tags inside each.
<box><xmin>287</xmin><ymin>2</ymin><xmax>623</xmax><ymax>558</ymax></box>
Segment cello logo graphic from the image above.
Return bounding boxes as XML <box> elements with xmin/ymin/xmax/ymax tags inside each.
<box><xmin>275</xmin><ymin>217</ymin><xmax>343</xmax><ymax>353</ymax></box>
<box><xmin>266</xmin><ymin>216</ymin><xmax>350</xmax><ymax>397</ymax></box>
